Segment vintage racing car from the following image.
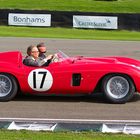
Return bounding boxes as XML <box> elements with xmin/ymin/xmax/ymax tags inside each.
<box><xmin>0</xmin><ymin>50</ymin><xmax>140</xmax><ymax>103</ymax></box>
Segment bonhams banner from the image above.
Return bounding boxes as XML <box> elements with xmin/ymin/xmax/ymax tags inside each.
<box><xmin>73</xmin><ymin>15</ymin><xmax>118</xmax><ymax>29</ymax></box>
<box><xmin>8</xmin><ymin>13</ymin><xmax>51</xmax><ymax>26</ymax></box>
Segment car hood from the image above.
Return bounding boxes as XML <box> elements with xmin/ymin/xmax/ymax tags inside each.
<box><xmin>72</xmin><ymin>56</ymin><xmax>140</xmax><ymax>67</ymax></box>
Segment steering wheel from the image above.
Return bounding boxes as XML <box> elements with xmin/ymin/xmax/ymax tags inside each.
<box><xmin>51</xmin><ymin>53</ymin><xmax>59</xmax><ymax>62</ymax></box>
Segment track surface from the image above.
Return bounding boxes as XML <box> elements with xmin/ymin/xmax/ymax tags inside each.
<box><xmin>0</xmin><ymin>37</ymin><xmax>140</xmax><ymax>120</ymax></box>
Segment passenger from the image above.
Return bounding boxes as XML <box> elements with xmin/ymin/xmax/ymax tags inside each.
<box><xmin>23</xmin><ymin>45</ymin><xmax>53</xmax><ymax>67</ymax></box>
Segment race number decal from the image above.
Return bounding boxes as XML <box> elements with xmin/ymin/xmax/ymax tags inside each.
<box><xmin>28</xmin><ymin>69</ymin><xmax>53</xmax><ymax>91</ymax></box>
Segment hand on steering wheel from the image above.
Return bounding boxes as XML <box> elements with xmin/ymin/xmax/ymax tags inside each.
<box><xmin>51</xmin><ymin>53</ymin><xmax>59</xmax><ymax>62</ymax></box>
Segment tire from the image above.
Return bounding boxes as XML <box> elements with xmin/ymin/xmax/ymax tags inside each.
<box><xmin>102</xmin><ymin>74</ymin><xmax>135</xmax><ymax>104</ymax></box>
<box><xmin>0</xmin><ymin>73</ymin><xmax>18</xmax><ymax>101</ymax></box>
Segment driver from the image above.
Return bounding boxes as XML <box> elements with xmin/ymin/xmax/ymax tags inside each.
<box><xmin>37</xmin><ymin>42</ymin><xmax>53</xmax><ymax>59</ymax></box>
<box><xmin>37</xmin><ymin>42</ymin><xmax>60</xmax><ymax>62</ymax></box>
<box><xmin>23</xmin><ymin>45</ymin><xmax>53</xmax><ymax>67</ymax></box>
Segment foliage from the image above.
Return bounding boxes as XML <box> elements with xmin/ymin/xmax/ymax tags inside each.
<box><xmin>0</xmin><ymin>0</ymin><xmax>140</xmax><ymax>13</ymax></box>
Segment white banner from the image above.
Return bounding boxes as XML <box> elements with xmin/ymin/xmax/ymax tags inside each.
<box><xmin>8</xmin><ymin>13</ymin><xmax>51</xmax><ymax>26</ymax></box>
<box><xmin>73</xmin><ymin>15</ymin><xmax>118</xmax><ymax>29</ymax></box>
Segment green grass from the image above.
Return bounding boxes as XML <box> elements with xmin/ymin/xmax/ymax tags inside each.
<box><xmin>0</xmin><ymin>0</ymin><xmax>140</xmax><ymax>13</ymax></box>
<box><xmin>1</xmin><ymin>26</ymin><xmax>140</xmax><ymax>41</ymax></box>
<box><xmin>0</xmin><ymin>130</ymin><xmax>139</xmax><ymax>140</ymax></box>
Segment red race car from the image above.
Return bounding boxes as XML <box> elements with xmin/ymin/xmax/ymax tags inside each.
<box><xmin>0</xmin><ymin>50</ymin><xmax>140</xmax><ymax>103</ymax></box>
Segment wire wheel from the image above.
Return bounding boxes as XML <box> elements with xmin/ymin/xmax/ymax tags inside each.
<box><xmin>0</xmin><ymin>75</ymin><xmax>12</xmax><ymax>97</ymax></box>
<box><xmin>106</xmin><ymin>76</ymin><xmax>129</xmax><ymax>99</ymax></box>
<box><xmin>102</xmin><ymin>74</ymin><xmax>135</xmax><ymax>103</ymax></box>
<box><xmin>0</xmin><ymin>73</ymin><xmax>18</xmax><ymax>101</ymax></box>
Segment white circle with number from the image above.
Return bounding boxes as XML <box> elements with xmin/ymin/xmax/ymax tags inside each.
<box><xmin>28</xmin><ymin>69</ymin><xmax>53</xmax><ymax>91</ymax></box>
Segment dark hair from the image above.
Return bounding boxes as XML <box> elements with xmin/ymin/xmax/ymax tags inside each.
<box><xmin>27</xmin><ymin>45</ymin><xmax>36</xmax><ymax>56</ymax></box>
<box><xmin>37</xmin><ymin>42</ymin><xmax>46</xmax><ymax>48</ymax></box>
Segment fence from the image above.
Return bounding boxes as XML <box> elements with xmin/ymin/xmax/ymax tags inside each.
<box><xmin>0</xmin><ymin>9</ymin><xmax>140</xmax><ymax>31</ymax></box>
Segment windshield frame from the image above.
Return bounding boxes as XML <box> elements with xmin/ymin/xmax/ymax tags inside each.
<box><xmin>58</xmin><ymin>50</ymin><xmax>69</xmax><ymax>59</ymax></box>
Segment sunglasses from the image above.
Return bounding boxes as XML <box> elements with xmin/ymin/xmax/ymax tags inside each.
<box><xmin>31</xmin><ymin>51</ymin><xmax>39</xmax><ymax>53</ymax></box>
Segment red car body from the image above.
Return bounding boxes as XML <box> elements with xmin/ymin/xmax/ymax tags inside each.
<box><xmin>0</xmin><ymin>51</ymin><xmax>140</xmax><ymax>103</ymax></box>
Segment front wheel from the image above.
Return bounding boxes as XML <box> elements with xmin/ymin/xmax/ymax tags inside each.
<box><xmin>0</xmin><ymin>74</ymin><xmax>18</xmax><ymax>101</ymax></box>
<box><xmin>102</xmin><ymin>74</ymin><xmax>135</xmax><ymax>104</ymax></box>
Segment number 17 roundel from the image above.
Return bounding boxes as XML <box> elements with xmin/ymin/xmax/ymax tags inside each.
<box><xmin>28</xmin><ymin>69</ymin><xmax>53</xmax><ymax>91</ymax></box>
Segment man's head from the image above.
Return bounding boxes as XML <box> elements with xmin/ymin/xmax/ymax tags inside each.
<box><xmin>27</xmin><ymin>45</ymin><xmax>39</xmax><ymax>59</ymax></box>
<box><xmin>37</xmin><ymin>42</ymin><xmax>46</xmax><ymax>53</ymax></box>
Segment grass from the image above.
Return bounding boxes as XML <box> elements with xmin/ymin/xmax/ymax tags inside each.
<box><xmin>0</xmin><ymin>26</ymin><xmax>140</xmax><ymax>41</ymax></box>
<box><xmin>0</xmin><ymin>0</ymin><xmax>140</xmax><ymax>13</ymax></box>
<box><xmin>0</xmin><ymin>130</ymin><xmax>139</xmax><ymax>140</ymax></box>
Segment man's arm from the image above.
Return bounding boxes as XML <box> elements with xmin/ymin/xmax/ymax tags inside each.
<box><xmin>23</xmin><ymin>57</ymin><xmax>40</xmax><ymax>67</ymax></box>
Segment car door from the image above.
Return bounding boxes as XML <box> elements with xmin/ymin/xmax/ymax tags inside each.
<box><xmin>22</xmin><ymin>60</ymin><xmax>93</xmax><ymax>95</ymax></box>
